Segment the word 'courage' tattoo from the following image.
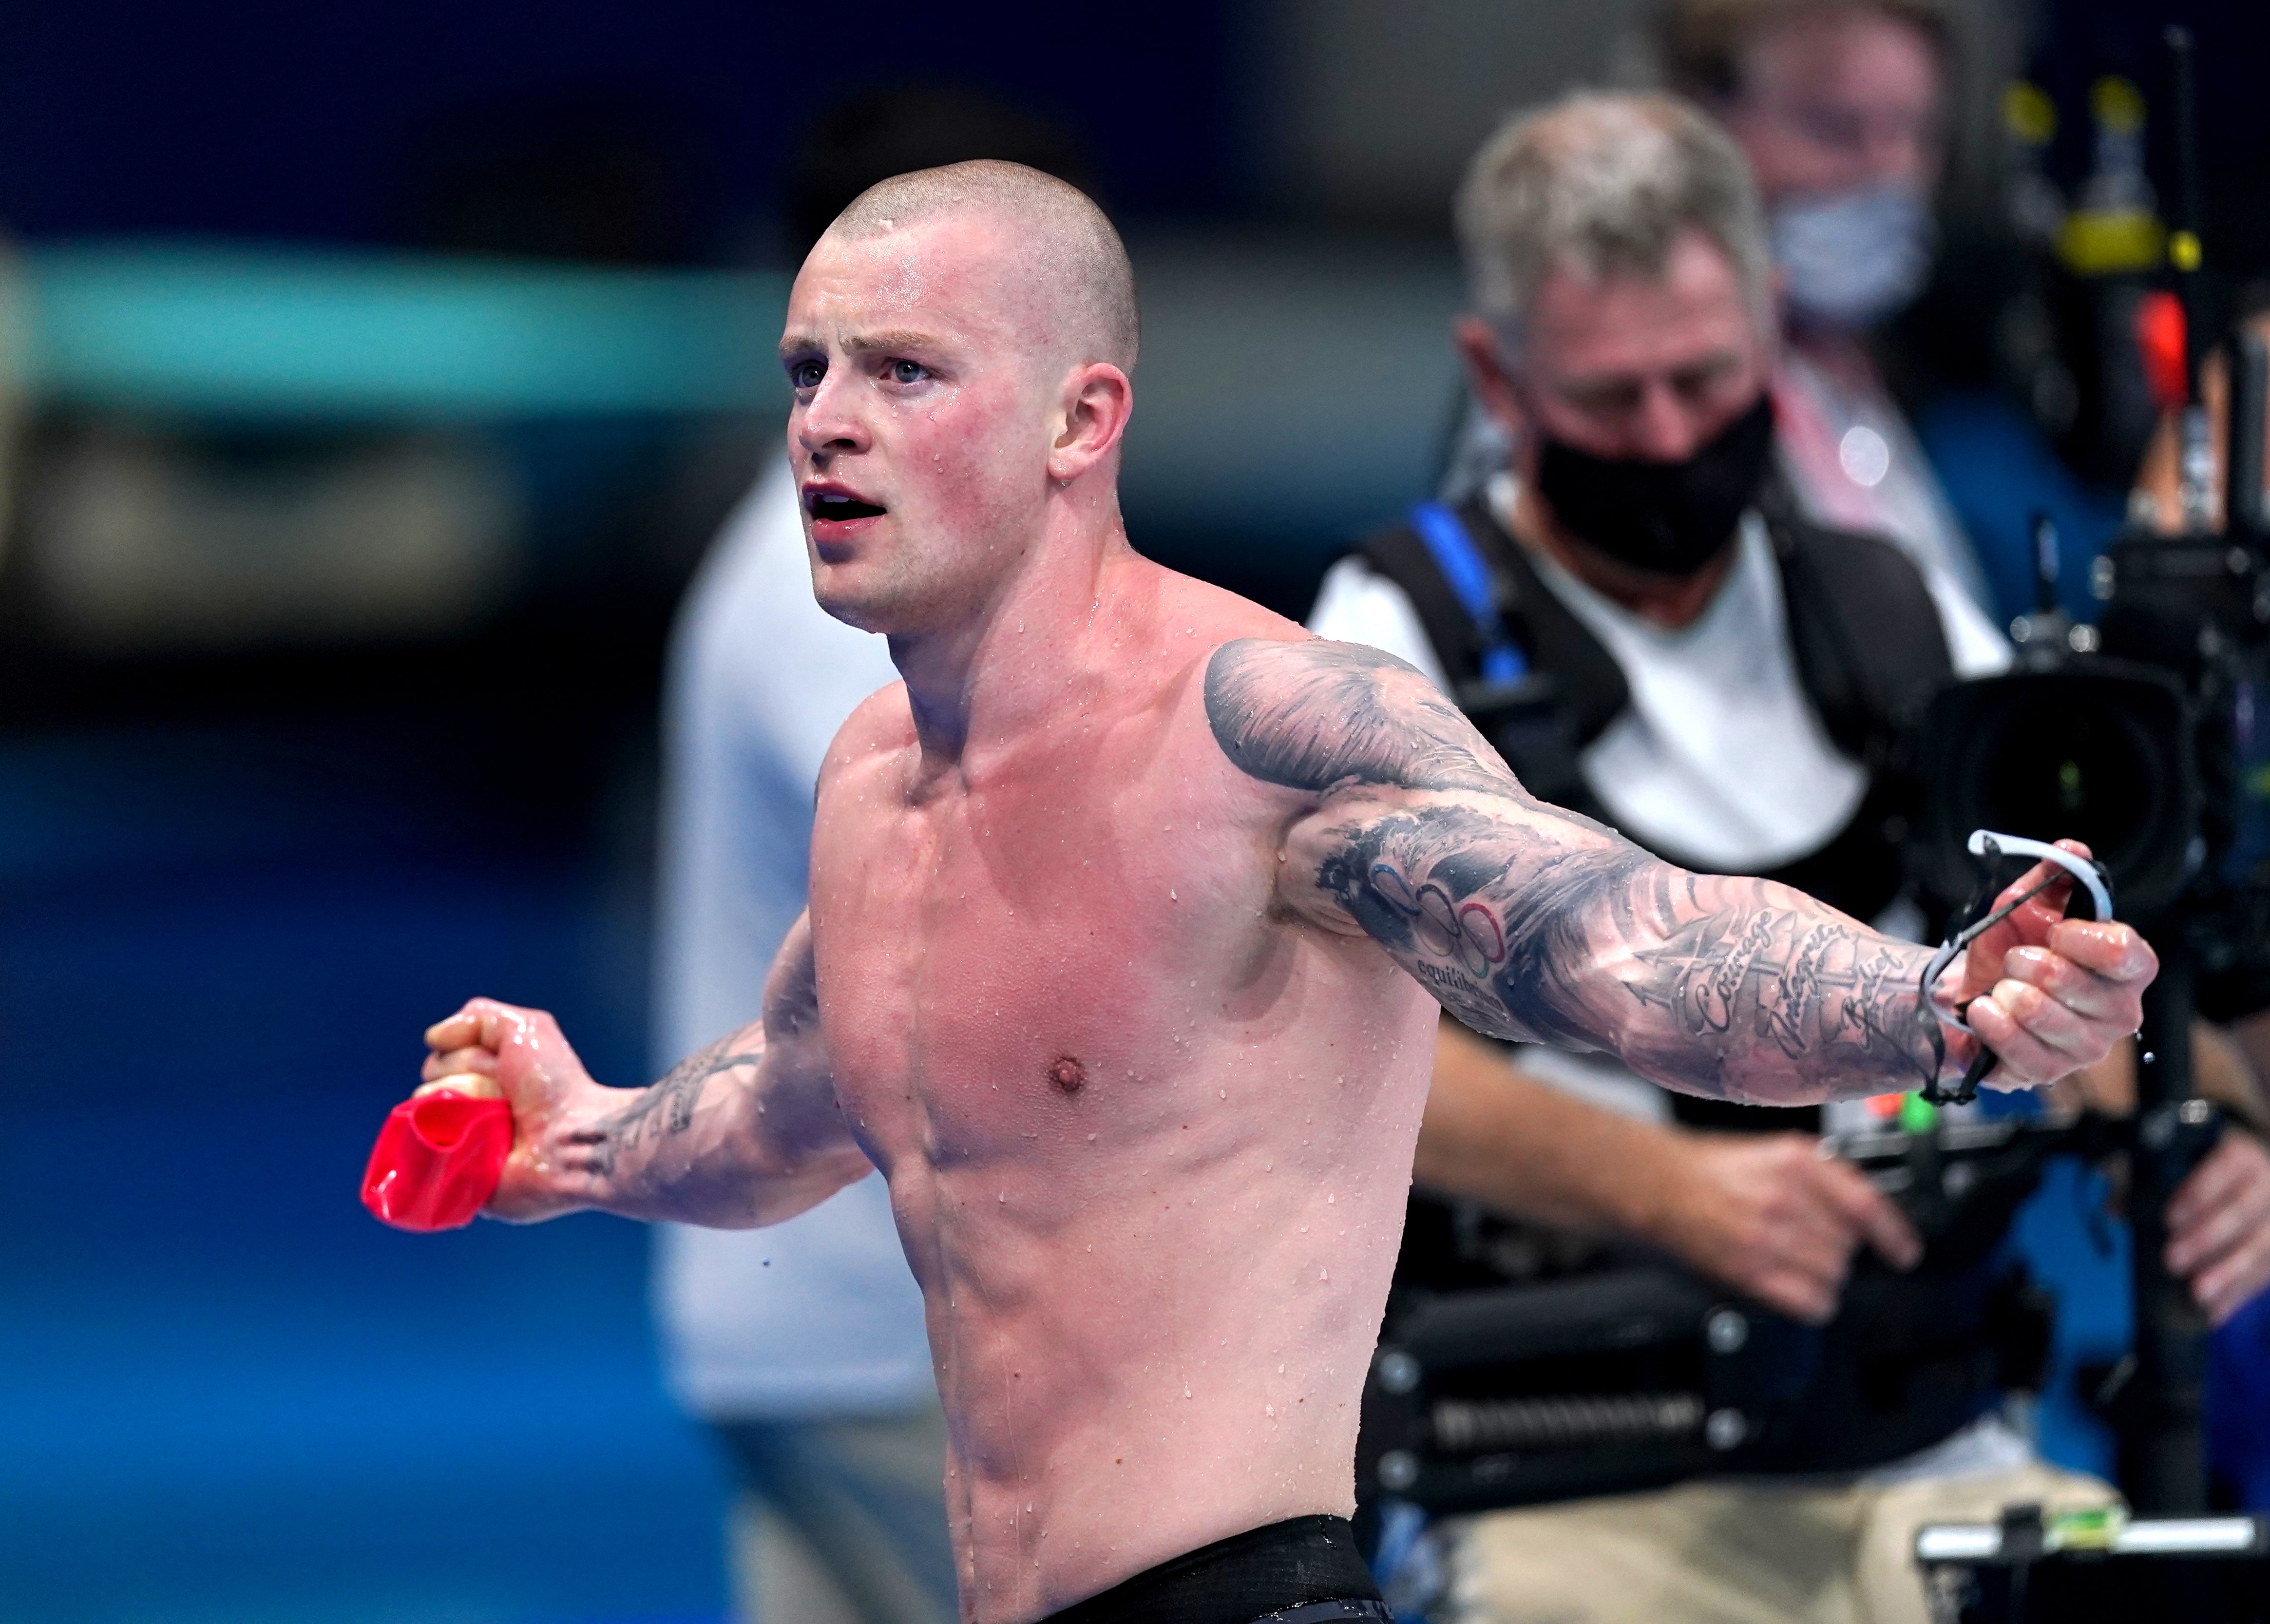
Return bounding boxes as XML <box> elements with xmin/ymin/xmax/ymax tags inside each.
<box><xmin>1621</xmin><ymin>892</ymin><xmax>1945</xmax><ymax>1093</ymax></box>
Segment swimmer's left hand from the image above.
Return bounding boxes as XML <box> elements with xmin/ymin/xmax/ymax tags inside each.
<box><xmin>1948</xmin><ymin>840</ymin><xmax>2158</xmax><ymax>1088</ymax></box>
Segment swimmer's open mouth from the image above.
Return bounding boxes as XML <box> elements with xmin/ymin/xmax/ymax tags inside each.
<box><xmin>806</xmin><ymin>490</ymin><xmax>888</xmax><ymax>521</ymax></box>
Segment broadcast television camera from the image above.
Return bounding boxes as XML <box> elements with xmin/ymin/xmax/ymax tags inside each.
<box><xmin>1907</xmin><ymin>262</ymin><xmax>2270</xmax><ymax>1534</ymax></box>
<box><xmin>1909</xmin><ymin>327</ymin><xmax>2270</xmax><ymax>957</ymax></box>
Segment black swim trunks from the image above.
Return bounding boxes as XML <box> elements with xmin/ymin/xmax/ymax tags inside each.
<box><xmin>1038</xmin><ymin>1514</ymin><xmax>1392</xmax><ymax>1624</ymax></box>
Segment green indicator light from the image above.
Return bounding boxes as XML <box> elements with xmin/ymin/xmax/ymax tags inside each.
<box><xmin>1901</xmin><ymin>1093</ymin><xmax>1938</xmax><ymax>1134</ymax></box>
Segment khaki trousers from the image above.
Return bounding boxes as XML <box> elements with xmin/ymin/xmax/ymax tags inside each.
<box><xmin>1440</xmin><ymin>1461</ymin><xmax>2117</xmax><ymax>1624</ymax></box>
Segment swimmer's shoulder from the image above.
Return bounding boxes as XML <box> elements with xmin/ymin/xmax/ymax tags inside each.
<box><xmin>817</xmin><ymin>679</ymin><xmax>916</xmax><ymax>798</ymax></box>
<box><xmin>1143</xmin><ymin>558</ymin><xmax>1312</xmax><ymax>674</ymax></box>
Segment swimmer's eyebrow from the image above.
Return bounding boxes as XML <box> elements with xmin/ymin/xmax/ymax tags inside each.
<box><xmin>841</xmin><ymin>329</ymin><xmax>951</xmax><ymax>357</ymax></box>
<box><xmin>777</xmin><ymin>328</ymin><xmax>952</xmax><ymax>363</ymax></box>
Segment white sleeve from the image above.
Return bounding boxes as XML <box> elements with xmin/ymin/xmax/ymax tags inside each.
<box><xmin>1305</xmin><ymin>555</ymin><xmax>1455</xmax><ymax>693</ymax></box>
<box><xmin>1923</xmin><ymin>563</ymin><xmax>2014</xmax><ymax>680</ymax></box>
<box><xmin>652</xmin><ymin>461</ymin><xmax>934</xmax><ymax>1419</ymax></box>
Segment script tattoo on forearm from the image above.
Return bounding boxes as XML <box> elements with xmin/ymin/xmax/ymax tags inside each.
<box><xmin>579</xmin><ymin>1035</ymin><xmax>765</xmax><ymax>1180</ymax></box>
<box><xmin>1206</xmin><ymin>637</ymin><xmax>1947</xmax><ymax>1104</ymax></box>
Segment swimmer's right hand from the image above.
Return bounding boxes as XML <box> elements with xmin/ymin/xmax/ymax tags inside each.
<box><xmin>414</xmin><ymin>1071</ymin><xmax>502</xmax><ymax>1101</ymax></box>
<box><xmin>421</xmin><ymin>997</ymin><xmax>619</xmax><ymax>1223</ymax></box>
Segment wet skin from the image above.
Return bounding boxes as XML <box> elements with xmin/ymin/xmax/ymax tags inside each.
<box><xmin>420</xmin><ymin>206</ymin><xmax>2157</xmax><ymax>1624</ymax></box>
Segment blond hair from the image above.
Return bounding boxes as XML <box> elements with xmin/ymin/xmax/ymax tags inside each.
<box><xmin>830</xmin><ymin>159</ymin><xmax>1139</xmax><ymax>373</ymax></box>
<box><xmin>1454</xmin><ymin>91</ymin><xmax>1771</xmax><ymax>344</ymax></box>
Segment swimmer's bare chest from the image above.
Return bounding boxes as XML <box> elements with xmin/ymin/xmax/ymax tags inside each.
<box><xmin>807</xmin><ymin>668</ymin><xmax>1296</xmax><ymax>1192</ymax></box>
<box><xmin>803</xmin><ymin>628</ymin><xmax>1441</xmax><ymax>1615</ymax></box>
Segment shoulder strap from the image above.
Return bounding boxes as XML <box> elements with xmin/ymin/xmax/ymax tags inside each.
<box><xmin>1463</xmin><ymin>497</ymin><xmax>1632</xmax><ymax>748</ymax></box>
<box><xmin>1353</xmin><ymin>504</ymin><xmax>1516</xmax><ymax>690</ymax></box>
<box><xmin>1357</xmin><ymin>498</ymin><xmax>1634</xmax><ymax>748</ymax></box>
<box><xmin>1357</xmin><ymin>521</ymin><xmax>1488</xmax><ymax>692</ymax></box>
<box><xmin>1768</xmin><ymin>505</ymin><xmax>1953</xmax><ymax>766</ymax></box>
<box><xmin>1406</xmin><ymin>500</ymin><xmax>1529</xmax><ymax>685</ymax></box>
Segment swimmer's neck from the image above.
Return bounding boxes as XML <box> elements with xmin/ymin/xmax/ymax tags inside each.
<box><xmin>887</xmin><ymin>480</ymin><xmax>1145</xmax><ymax>766</ymax></box>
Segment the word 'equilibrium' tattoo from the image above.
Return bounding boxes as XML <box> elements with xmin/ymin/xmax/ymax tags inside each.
<box><xmin>1203</xmin><ymin>637</ymin><xmax>1945</xmax><ymax>1102</ymax></box>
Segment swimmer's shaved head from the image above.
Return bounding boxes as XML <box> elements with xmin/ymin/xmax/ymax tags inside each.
<box><xmin>786</xmin><ymin>159</ymin><xmax>1144</xmax><ymax>640</ymax></box>
<box><xmin>826</xmin><ymin>160</ymin><xmax>1139</xmax><ymax>373</ymax></box>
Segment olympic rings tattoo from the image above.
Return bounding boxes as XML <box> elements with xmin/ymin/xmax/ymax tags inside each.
<box><xmin>1370</xmin><ymin>861</ymin><xmax>1507</xmax><ymax>977</ymax></box>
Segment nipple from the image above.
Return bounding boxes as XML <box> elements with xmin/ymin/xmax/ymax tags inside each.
<box><xmin>1048</xmin><ymin>1055</ymin><xmax>1087</xmax><ymax>1095</ymax></box>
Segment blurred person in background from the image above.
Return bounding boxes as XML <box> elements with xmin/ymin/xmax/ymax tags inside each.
<box><xmin>1311</xmin><ymin>91</ymin><xmax>2270</xmax><ymax>1624</ymax></box>
<box><xmin>651</xmin><ymin>89</ymin><xmax>1095</xmax><ymax>1624</ymax></box>
<box><xmin>1655</xmin><ymin>0</ymin><xmax>1993</xmax><ymax>612</ymax></box>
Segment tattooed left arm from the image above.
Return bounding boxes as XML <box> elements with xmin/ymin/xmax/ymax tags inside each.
<box><xmin>1205</xmin><ymin>636</ymin><xmax>2157</xmax><ymax>1105</ymax></box>
<box><xmin>1309</xmin><ymin>789</ymin><xmax>1963</xmax><ymax>1104</ymax></box>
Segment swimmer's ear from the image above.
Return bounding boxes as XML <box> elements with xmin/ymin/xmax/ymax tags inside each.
<box><xmin>1047</xmin><ymin>362</ymin><xmax>1133</xmax><ymax>483</ymax></box>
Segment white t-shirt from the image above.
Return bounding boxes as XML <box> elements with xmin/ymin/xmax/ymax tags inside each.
<box><xmin>649</xmin><ymin>458</ymin><xmax>934</xmax><ymax>1419</ymax></box>
<box><xmin>1309</xmin><ymin>472</ymin><xmax>2009</xmax><ymax>875</ymax></box>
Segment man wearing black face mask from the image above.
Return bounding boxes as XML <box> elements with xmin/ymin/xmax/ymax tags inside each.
<box><xmin>1309</xmin><ymin>93</ymin><xmax>2123</xmax><ymax>1624</ymax></box>
<box><xmin>1321</xmin><ymin>89</ymin><xmax>2009</xmax><ymax>962</ymax></box>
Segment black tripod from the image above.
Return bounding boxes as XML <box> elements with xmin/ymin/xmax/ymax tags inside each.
<box><xmin>2118</xmin><ymin>925</ymin><xmax>2222</xmax><ymax>1513</ymax></box>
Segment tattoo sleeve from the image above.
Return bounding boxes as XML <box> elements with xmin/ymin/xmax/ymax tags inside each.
<box><xmin>1206</xmin><ymin>637</ymin><xmax>1958</xmax><ymax>1105</ymax></box>
<box><xmin>564</xmin><ymin>912</ymin><xmax>866</xmax><ymax>1224</ymax></box>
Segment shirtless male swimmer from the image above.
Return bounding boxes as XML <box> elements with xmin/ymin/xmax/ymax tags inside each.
<box><xmin>418</xmin><ymin>163</ymin><xmax>2156</xmax><ymax>1624</ymax></box>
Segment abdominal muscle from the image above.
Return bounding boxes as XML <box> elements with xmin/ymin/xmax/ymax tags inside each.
<box><xmin>855</xmin><ymin>981</ymin><xmax>1436</xmax><ymax>1624</ymax></box>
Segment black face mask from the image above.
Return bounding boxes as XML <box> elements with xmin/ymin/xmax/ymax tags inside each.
<box><xmin>1531</xmin><ymin>394</ymin><xmax>1775</xmax><ymax>578</ymax></box>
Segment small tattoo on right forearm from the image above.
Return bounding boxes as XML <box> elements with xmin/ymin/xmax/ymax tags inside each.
<box><xmin>574</xmin><ymin>1038</ymin><xmax>764</xmax><ymax>1180</ymax></box>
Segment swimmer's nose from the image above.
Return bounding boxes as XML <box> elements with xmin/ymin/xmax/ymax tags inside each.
<box><xmin>794</xmin><ymin>372</ymin><xmax>873</xmax><ymax>459</ymax></box>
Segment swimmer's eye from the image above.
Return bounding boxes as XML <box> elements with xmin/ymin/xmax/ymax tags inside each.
<box><xmin>787</xmin><ymin>358</ymin><xmax>826</xmax><ymax>390</ymax></box>
<box><xmin>888</xmin><ymin>359</ymin><xmax>931</xmax><ymax>385</ymax></box>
